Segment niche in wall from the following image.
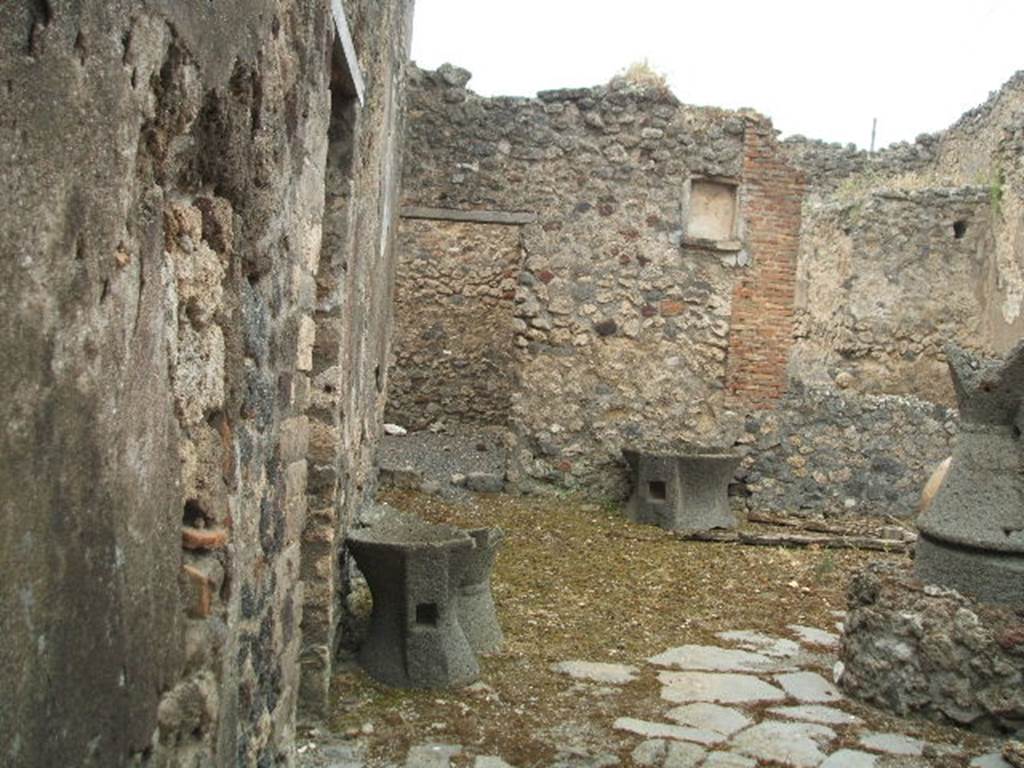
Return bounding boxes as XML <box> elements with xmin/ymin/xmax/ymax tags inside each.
<box><xmin>683</xmin><ymin>177</ymin><xmax>741</xmax><ymax>249</ymax></box>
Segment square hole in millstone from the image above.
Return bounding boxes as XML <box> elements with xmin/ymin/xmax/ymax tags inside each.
<box><xmin>648</xmin><ymin>480</ymin><xmax>667</xmax><ymax>502</ymax></box>
<box><xmin>415</xmin><ymin>602</ymin><xmax>439</xmax><ymax>626</ymax></box>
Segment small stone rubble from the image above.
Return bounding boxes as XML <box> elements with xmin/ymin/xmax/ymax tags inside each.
<box><xmin>378</xmin><ymin>429</ymin><xmax>509</xmax><ymax>498</ymax></box>
<box><xmin>840</xmin><ymin>562</ymin><xmax>1024</xmax><ymax>733</ymax></box>
<box><xmin>298</xmin><ymin>621</ymin><xmax>1012</xmax><ymax>767</ymax></box>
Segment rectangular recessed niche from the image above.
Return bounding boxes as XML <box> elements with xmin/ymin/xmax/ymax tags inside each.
<box><xmin>686</xmin><ymin>178</ymin><xmax>738</xmax><ymax>242</ymax></box>
<box><xmin>415</xmin><ymin>602</ymin><xmax>439</xmax><ymax>626</ymax></box>
<box><xmin>648</xmin><ymin>480</ymin><xmax>667</xmax><ymax>502</ymax></box>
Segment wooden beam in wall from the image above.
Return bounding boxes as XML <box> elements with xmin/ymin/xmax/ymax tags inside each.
<box><xmin>400</xmin><ymin>206</ymin><xmax>538</xmax><ymax>225</ymax></box>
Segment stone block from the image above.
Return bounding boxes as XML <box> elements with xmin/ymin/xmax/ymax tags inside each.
<box><xmin>623</xmin><ymin>449</ymin><xmax>741</xmax><ymax>532</ymax></box>
<box><xmin>279</xmin><ymin>416</ymin><xmax>310</xmax><ymax>463</ymax></box>
<box><xmin>346</xmin><ymin>516</ymin><xmax>479</xmax><ymax>688</ymax></box>
<box><xmin>297</xmin><ymin>315</ymin><xmax>317</xmax><ymax>372</ymax></box>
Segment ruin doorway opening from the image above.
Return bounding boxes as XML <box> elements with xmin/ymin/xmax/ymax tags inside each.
<box><xmin>386</xmin><ymin>216</ymin><xmax>527</xmax><ymax>432</ymax></box>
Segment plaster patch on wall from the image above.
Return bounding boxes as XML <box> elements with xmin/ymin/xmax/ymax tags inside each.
<box><xmin>999</xmin><ymin>261</ymin><xmax>1023</xmax><ymax>323</ymax></box>
<box><xmin>998</xmin><ymin>197</ymin><xmax>1024</xmax><ymax>323</ymax></box>
<box><xmin>687</xmin><ymin>179</ymin><xmax>738</xmax><ymax>241</ymax></box>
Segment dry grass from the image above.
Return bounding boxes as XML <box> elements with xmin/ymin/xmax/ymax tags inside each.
<box><xmin>323</xmin><ymin>491</ymin><xmax>981</xmax><ymax>766</ymax></box>
<box><xmin>618</xmin><ymin>60</ymin><xmax>669</xmax><ymax>92</ymax></box>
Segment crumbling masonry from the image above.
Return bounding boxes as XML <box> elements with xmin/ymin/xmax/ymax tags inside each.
<box><xmin>3</xmin><ymin>3</ymin><xmax>1024</xmax><ymax>763</ymax></box>
<box><xmin>389</xmin><ymin>65</ymin><xmax>1024</xmax><ymax>518</ymax></box>
<box><xmin>0</xmin><ymin>1</ymin><xmax>413</xmax><ymax>765</ymax></box>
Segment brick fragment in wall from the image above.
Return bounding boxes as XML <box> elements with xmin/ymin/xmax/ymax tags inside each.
<box><xmin>725</xmin><ymin>122</ymin><xmax>805</xmax><ymax>409</ymax></box>
<box><xmin>182</xmin><ymin>526</ymin><xmax>229</xmax><ymax>551</ymax></box>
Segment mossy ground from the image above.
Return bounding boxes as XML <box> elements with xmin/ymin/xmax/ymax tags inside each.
<box><xmin>319</xmin><ymin>491</ymin><xmax>987</xmax><ymax>766</ymax></box>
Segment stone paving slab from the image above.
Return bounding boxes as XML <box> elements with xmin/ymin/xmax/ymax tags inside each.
<box><xmin>728</xmin><ymin>720</ymin><xmax>837</xmax><ymax>768</ymax></box>
<box><xmin>788</xmin><ymin>624</ymin><xmax>841</xmax><ymax>649</ymax></box>
<box><xmin>630</xmin><ymin>739</ymin><xmax>714</xmax><ymax>768</ymax></box>
<box><xmin>631</xmin><ymin>739</ymin><xmax>668</xmax><ymax>767</ymax></box>
<box><xmin>701</xmin><ymin>754</ymin><xmax>756</xmax><ymax>768</ymax></box>
<box><xmin>473</xmin><ymin>757</ymin><xmax>515</xmax><ymax>768</ymax></box>
<box><xmin>820</xmin><ymin>749</ymin><xmax>877</xmax><ymax>767</ymax></box>
<box><xmin>405</xmin><ymin>744</ymin><xmax>462</xmax><ymax>768</ymax></box>
<box><xmin>856</xmin><ymin>731</ymin><xmax>925</xmax><ymax>756</ymax></box>
<box><xmin>552</xmin><ymin>660</ymin><xmax>639</xmax><ymax>684</ymax></box>
<box><xmin>970</xmin><ymin>754</ymin><xmax>1014</xmax><ymax>768</ymax></box>
<box><xmin>767</xmin><ymin>704</ymin><xmax>861</xmax><ymax>726</ymax></box>
<box><xmin>774</xmin><ymin>671</ymin><xmax>843</xmax><ymax>704</ymax></box>
<box><xmin>875</xmin><ymin>759</ymin><xmax>929</xmax><ymax>768</ymax></box>
<box><xmin>612</xmin><ymin>717</ymin><xmax>722</xmax><ymax>746</ymax></box>
<box><xmin>648</xmin><ymin>645</ymin><xmax>793</xmax><ymax>673</ymax></box>
<box><xmin>658</xmin><ymin>671</ymin><xmax>787</xmax><ymax>704</ymax></box>
<box><xmin>663</xmin><ymin>741</ymin><xmax>708</xmax><ymax>768</ymax></box>
<box><xmin>716</xmin><ymin>630</ymin><xmax>801</xmax><ymax>658</ymax></box>
<box><xmin>664</xmin><ymin>703</ymin><xmax>752</xmax><ymax>736</ymax></box>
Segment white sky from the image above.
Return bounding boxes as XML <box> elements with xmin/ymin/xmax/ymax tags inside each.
<box><xmin>410</xmin><ymin>0</ymin><xmax>1023</xmax><ymax>149</ymax></box>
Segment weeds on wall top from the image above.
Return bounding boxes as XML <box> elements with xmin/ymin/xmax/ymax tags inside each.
<box><xmin>618</xmin><ymin>59</ymin><xmax>668</xmax><ymax>91</ymax></box>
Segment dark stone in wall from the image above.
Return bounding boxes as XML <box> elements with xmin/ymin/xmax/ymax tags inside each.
<box><xmin>739</xmin><ymin>387</ymin><xmax>958</xmax><ymax>518</ymax></box>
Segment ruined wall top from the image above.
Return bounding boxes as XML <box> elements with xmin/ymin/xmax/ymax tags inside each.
<box><xmin>403</xmin><ymin>62</ymin><xmax>779</xmax><ymax>213</ymax></box>
<box><xmin>783</xmin><ymin>70</ymin><xmax>1024</xmax><ymax>194</ymax></box>
<box><xmin>415</xmin><ymin>61</ymin><xmax>765</xmax><ymax>121</ymax></box>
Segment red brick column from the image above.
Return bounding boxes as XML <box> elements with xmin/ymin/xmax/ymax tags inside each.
<box><xmin>726</xmin><ymin>119</ymin><xmax>806</xmax><ymax>409</ymax></box>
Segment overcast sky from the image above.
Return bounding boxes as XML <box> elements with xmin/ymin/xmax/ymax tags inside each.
<box><xmin>410</xmin><ymin>0</ymin><xmax>1023</xmax><ymax>149</ymax></box>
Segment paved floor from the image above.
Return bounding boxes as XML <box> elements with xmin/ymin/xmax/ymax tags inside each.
<box><xmin>297</xmin><ymin>620</ymin><xmax>1013</xmax><ymax>768</ymax></box>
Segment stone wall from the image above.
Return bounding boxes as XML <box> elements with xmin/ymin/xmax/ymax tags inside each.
<box><xmin>387</xmin><ymin>218</ymin><xmax>521</xmax><ymax>430</ymax></box>
<box><xmin>786</xmin><ymin>72</ymin><xmax>1024</xmax><ymax>406</ymax></box>
<box><xmin>0</xmin><ymin>1</ymin><xmax>412</xmax><ymax>765</ymax></box>
<box><xmin>299</xmin><ymin>0</ymin><xmax>413</xmax><ymax>717</ymax></box>
<box><xmin>392</xmin><ymin>66</ymin><xmax>1024</xmax><ymax>517</ymax></box>
<box><xmin>394</xmin><ymin>65</ymin><xmax>805</xmax><ymax>495</ymax></box>
<box><xmin>793</xmin><ymin>187</ymin><xmax>995</xmax><ymax>405</ymax></box>
<box><xmin>781</xmin><ymin>134</ymin><xmax>939</xmax><ymax>194</ymax></box>
<box><xmin>738</xmin><ymin>387</ymin><xmax>957</xmax><ymax>518</ymax></box>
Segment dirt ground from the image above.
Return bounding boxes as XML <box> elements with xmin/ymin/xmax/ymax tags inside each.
<box><xmin>309</xmin><ymin>491</ymin><xmax>991</xmax><ymax>767</ymax></box>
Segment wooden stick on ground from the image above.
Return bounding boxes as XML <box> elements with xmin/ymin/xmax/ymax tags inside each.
<box><xmin>675</xmin><ymin>528</ymin><xmax>914</xmax><ymax>554</ymax></box>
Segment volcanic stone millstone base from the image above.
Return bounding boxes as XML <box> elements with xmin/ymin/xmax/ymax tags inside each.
<box><xmin>623</xmin><ymin>449</ymin><xmax>741</xmax><ymax>533</ymax></box>
<box><xmin>915</xmin><ymin>342</ymin><xmax>1024</xmax><ymax>605</ymax></box>
<box><xmin>347</xmin><ymin>519</ymin><xmax>480</xmax><ymax>689</ymax></box>
<box><xmin>456</xmin><ymin>528</ymin><xmax>504</xmax><ymax>654</ymax></box>
<box><xmin>915</xmin><ymin>534</ymin><xmax>1024</xmax><ymax>608</ymax></box>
